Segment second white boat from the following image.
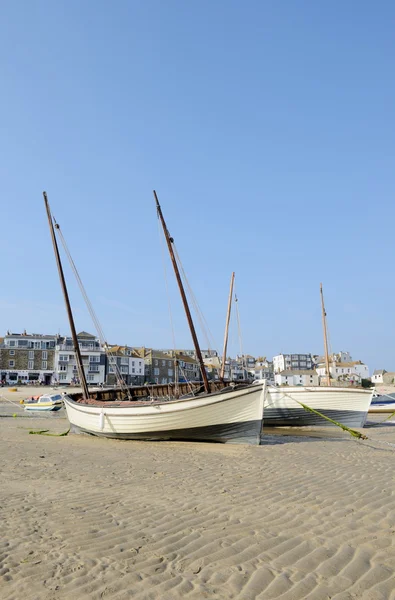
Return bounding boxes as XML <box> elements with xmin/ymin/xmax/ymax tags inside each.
<box><xmin>263</xmin><ymin>385</ymin><xmax>373</xmax><ymax>427</ymax></box>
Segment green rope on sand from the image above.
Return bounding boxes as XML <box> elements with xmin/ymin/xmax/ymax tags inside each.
<box><xmin>29</xmin><ymin>428</ymin><xmax>70</xmax><ymax>437</ymax></box>
<box><xmin>377</xmin><ymin>410</ymin><xmax>395</xmax><ymax>424</ymax></box>
<box><xmin>295</xmin><ymin>400</ymin><xmax>367</xmax><ymax>440</ymax></box>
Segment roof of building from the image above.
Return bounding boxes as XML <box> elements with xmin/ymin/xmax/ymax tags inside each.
<box><xmin>5</xmin><ymin>332</ymin><xmax>57</xmax><ymax>339</ymax></box>
<box><xmin>107</xmin><ymin>345</ymin><xmax>141</xmax><ymax>358</ymax></box>
<box><xmin>279</xmin><ymin>370</ymin><xmax>318</xmax><ymax>376</ymax></box>
<box><xmin>144</xmin><ymin>349</ymin><xmax>199</xmax><ymax>364</ymax></box>
<box><xmin>76</xmin><ymin>331</ymin><xmax>96</xmax><ymax>339</ymax></box>
<box><xmin>334</xmin><ymin>361</ymin><xmax>364</xmax><ymax>367</ymax></box>
<box><xmin>373</xmin><ymin>369</ymin><xmax>387</xmax><ymax>376</ymax></box>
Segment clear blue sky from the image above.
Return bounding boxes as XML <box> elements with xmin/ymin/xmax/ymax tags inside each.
<box><xmin>1</xmin><ymin>1</ymin><xmax>394</xmax><ymax>371</ymax></box>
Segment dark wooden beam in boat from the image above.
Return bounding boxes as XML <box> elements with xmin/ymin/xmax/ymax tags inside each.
<box><xmin>67</xmin><ymin>379</ymin><xmax>248</xmax><ymax>403</ymax></box>
<box><xmin>43</xmin><ymin>191</ymin><xmax>90</xmax><ymax>401</ymax></box>
<box><xmin>153</xmin><ymin>190</ymin><xmax>210</xmax><ymax>394</ymax></box>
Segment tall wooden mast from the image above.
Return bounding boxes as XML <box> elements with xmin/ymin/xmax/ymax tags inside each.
<box><xmin>154</xmin><ymin>190</ymin><xmax>210</xmax><ymax>394</ymax></box>
<box><xmin>43</xmin><ymin>191</ymin><xmax>89</xmax><ymax>400</ymax></box>
<box><xmin>220</xmin><ymin>272</ymin><xmax>235</xmax><ymax>380</ymax></box>
<box><xmin>320</xmin><ymin>283</ymin><xmax>331</xmax><ymax>387</ymax></box>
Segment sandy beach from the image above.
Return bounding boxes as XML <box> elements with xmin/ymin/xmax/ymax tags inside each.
<box><xmin>1</xmin><ymin>389</ymin><xmax>395</xmax><ymax>600</ymax></box>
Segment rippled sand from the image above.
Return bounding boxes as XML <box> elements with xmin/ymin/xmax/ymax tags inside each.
<box><xmin>1</xmin><ymin>408</ymin><xmax>395</xmax><ymax>600</ymax></box>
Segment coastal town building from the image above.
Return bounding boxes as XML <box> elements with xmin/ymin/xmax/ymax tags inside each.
<box><xmin>160</xmin><ymin>348</ymin><xmax>218</xmax><ymax>360</ymax></box>
<box><xmin>203</xmin><ymin>355</ymin><xmax>222</xmax><ymax>380</ymax></box>
<box><xmin>54</xmin><ymin>331</ymin><xmax>106</xmax><ymax>386</ymax></box>
<box><xmin>316</xmin><ymin>357</ymin><xmax>369</xmax><ymax>384</ymax></box>
<box><xmin>273</xmin><ymin>353</ymin><xmax>313</xmax><ymax>373</ymax></box>
<box><xmin>253</xmin><ymin>366</ymin><xmax>274</xmax><ymax>383</ymax></box>
<box><xmin>137</xmin><ymin>348</ymin><xmax>200</xmax><ymax>385</ymax></box>
<box><xmin>105</xmin><ymin>346</ymin><xmax>145</xmax><ymax>386</ymax></box>
<box><xmin>0</xmin><ymin>331</ymin><xmax>57</xmax><ymax>384</ymax></box>
<box><xmin>371</xmin><ymin>370</ymin><xmax>395</xmax><ymax>385</ymax></box>
<box><xmin>274</xmin><ymin>370</ymin><xmax>319</xmax><ymax>386</ymax></box>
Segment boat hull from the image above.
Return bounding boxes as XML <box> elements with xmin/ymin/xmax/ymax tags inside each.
<box><xmin>368</xmin><ymin>403</ymin><xmax>395</xmax><ymax>414</ymax></box>
<box><xmin>63</xmin><ymin>383</ymin><xmax>265</xmax><ymax>445</ymax></box>
<box><xmin>24</xmin><ymin>404</ymin><xmax>63</xmax><ymax>412</ymax></box>
<box><xmin>264</xmin><ymin>386</ymin><xmax>373</xmax><ymax>427</ymax></box>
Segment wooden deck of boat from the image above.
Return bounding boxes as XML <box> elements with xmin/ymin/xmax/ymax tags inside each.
<box><xmin>69</xmin><ymin>380</ymin><xmax>250</xmax><ymax>404</ymax></box>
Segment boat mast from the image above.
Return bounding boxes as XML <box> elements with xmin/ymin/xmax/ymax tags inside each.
<box><xmin>153</xmin><ymin>190</ymin><xmax>210</xmax><ymax>394</ymax></box>
<box><xmin>43</xmin><ymin>191</ymin><xmax>90</xmax><ymax>400</ymax></box>
<box><xmin>320</xmin><ymin>283</ymin><xmax>331</xmax><ymax>387</ymax></box>
<box><xmin>220</xmin><ymin>272</ymin><xmax>235</xmax><ymax>381</ymax></box>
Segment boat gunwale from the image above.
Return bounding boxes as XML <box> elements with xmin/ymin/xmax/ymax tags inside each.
<box><xmin>63</xmin><ymin>383</ymin><xmax>264</xmax><ymax>416</ymax></box>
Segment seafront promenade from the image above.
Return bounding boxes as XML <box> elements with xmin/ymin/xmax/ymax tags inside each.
<box><xmin>1</xmin><ymin>389</ymin><xmax>395</xmax><ymax>599</ymax></box>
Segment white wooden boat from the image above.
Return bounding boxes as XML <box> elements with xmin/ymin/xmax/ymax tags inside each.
<box><xmin>369</xmin><ymin>396</ymin><xmax>395</xmax><ymax>413</ymax></box>
<box><xmin>63</xmin><ymin>382</ymin><xmax>266</xmax><ymax>444</ymax></box>
<box><xmin>44</xmin><ymin>191</ymin><xmax>266</xmax><ymax>445</ymax></box>
<box><xmin>262</xmin><ymin>386</ymin><xmax>373</xmax><ymax>427</ymax></box>
<box><xmin>23</xmin><ymin>393</ymin><xmax>63</xmax><ymax>412</ymax></box>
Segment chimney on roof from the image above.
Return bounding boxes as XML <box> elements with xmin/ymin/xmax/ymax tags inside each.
<box><xmin>23</xmin><ymin>329</ymin><xmax>27</xmax><ymax>336</ymax></box>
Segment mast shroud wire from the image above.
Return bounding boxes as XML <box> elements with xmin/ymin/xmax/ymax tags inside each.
<box><xmin>54</xmin><ymin>219</ymin><xmax>131</xmax><ymax>399</ymax></box>
<box><xmin>172</xmin><ymin>243</ymin><xmax>218</xmax><ymax>353</ymax></box>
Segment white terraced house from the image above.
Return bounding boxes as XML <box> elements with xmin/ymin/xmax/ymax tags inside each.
<box><xmin>316</xmin><ymin>355</ymin><xmax>369</xmax><ymax>384</ymax></box>
<box><xmin>273</xmin><ymin>353</ymin><xmax>313</xmax><ymax>374</ymax></box>
<box><xmin>54</xmin><ymin>331</ymin><xmax>106</xmax><ymax>386</ymax></box>
<box><xmin>275</xmin><ymin>370</ymin><xmax>319</xmax><ymax>386</ymax></box>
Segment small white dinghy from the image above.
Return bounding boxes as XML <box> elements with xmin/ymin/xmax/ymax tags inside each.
<box><xmin>368</xmin><ymin>400</ymin><xmax>395</xmax><ymax>414</ymax></box>
<box><xmin>23</xmin><ymin>393</ymin><xmax>64</xmax><ymax>412</ymax></box>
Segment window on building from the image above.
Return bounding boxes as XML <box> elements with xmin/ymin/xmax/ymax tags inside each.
<box><xmin>139</xmin><ymin>368</ymin><xmax>142</xmax><ymax>373</ymax></box>
<box><xmin>154</xmin><ymin>359</ymin><xmax>158</xmax><ymax>366</ymax></box>
<box><xmin>89</xmin><ymin>355</ymin><xmax>100</xmax><ymax>363</ymax></box>
<box><xmin>132</xmin><ymin>368</ymin><xmax>135</xmax><ymax>373</ymax></box>
<box><xmin>59</xmin><ymin>355</ymin><xmax>68</xmax><ymax>362</ymax></box>
<box><xmin>9</xmin><ymin>340</ymin><xmax>15</xmax><ymax>347</ymax></box>
<box><xmin>29</xmin><ymin>350</ymin><xmax>34</xmax><ymax>359</ymax></box>
<box><xmin>89</xmin><ymin>365</ymin><xmax>99</xmax><ymax>372</ymax></box>
<box><xmin>59</xmin><ymin>373</ymin><xmax>67</xmax><ymax>381</ymax></box>
<box><xmin>42</xmin><ymin>361</ymin><xmax>47</xmax><ymax>369</ymax></box>
<box><xmin>42</xmin><ymin>351</ymin><xmax>48</xmax><ymax>360</ymax></box>
<box><xmin>154</xmin><ymin>368</ymin><xmax>159</xmax><ymax>376</ymax></box>
<box><xmin>168</xmin><ymin>369</ymin><xmax>173</xmax><ymax>376</ymax></box>
<box><xmin>87</xmin><ymin>375</ymin><xmax>95</xmax><ymax>382</ymax></box>
<box><xmin>162</xmin><ymin>360</ymin><xmax>166</xmax><ymax>366</ymax></box>
<box><xmin>120</xmin><ymin>366</ymin><xmax>128</xmax><ymax>374</ymax></box>
<box><xmin>108</xmin><ymin>366</ymin><xmax>114</xmax><ymax>373</ymax></box>
<box><xmin>168</xmin><ymin>360</ymin><xmax>172</xmax><ymax>367</ymax></box>
<box><xmin>161</xmin><ymin>377</ymin><xmax>167</xmax><ymax>384</ymax></box>
<box><xmin>9</xmin><ymin>360</ymin><xmax>15</xmax><ymax>367</ymax></box>
<box><xmin>28</xmin><ymin>361</ymin><xmax>34</xmax><ymax>369</ymax></box>
<box><xmin>58</xmin><ymin>364</ymin><xmax>67</xmax><ymax>372</ymax></box>
<box><xmin>9</xmin><ymin>350</ymin><xmax>15</xmax><ymax>356</ymax></box>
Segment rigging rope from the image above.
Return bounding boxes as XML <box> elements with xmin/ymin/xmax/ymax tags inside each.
<box><xmin>172</xmin><ymin>243</ymin><xmax>218</xmax><ymax>353</ymax></box>
<box><xmin>234</xmin><ymin>285</ymin><xmax>245</xmax><ymax>374</ymax></box>
<box><xmin>54</xmin><ymin>219</ymin><xmax>131</xmax><ymax>400</ymax></box>
<box><xmin>157</xmin><ymin>217</ymin><xmax>179</xmax><ymax>394</ymax></box>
